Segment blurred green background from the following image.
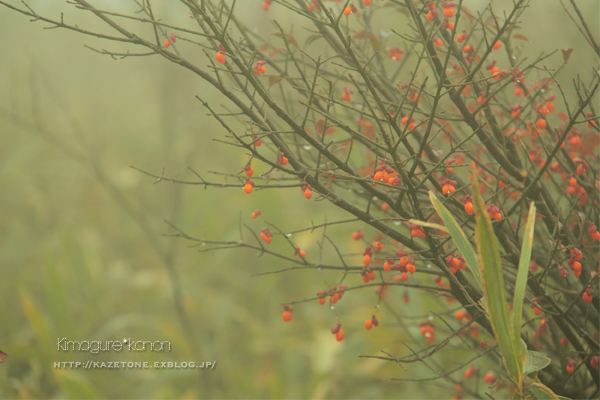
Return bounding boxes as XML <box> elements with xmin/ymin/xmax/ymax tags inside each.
<box><xmin>0</xmin><ymin>1</ymin><xmax>597</xmax><ymax>399</ymax></box>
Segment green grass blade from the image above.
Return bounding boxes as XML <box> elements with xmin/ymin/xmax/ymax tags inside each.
<box><xmin>471</xmin><ymin>176</ymin><xmax>522</xmax><ymax>388</ymax></box>
<box><xmin>428</xmin><ymin>191</ymin><xmax>482</xmax><ymax>289</ymax></box>
<box><xmin>512</xmin><ymin>202</ymin><xmax>536</xmax><ymax>352</ymax></box>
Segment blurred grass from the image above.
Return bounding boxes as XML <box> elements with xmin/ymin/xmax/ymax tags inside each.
<box><xmin>0</xmin><ymin>1</ymin><xmax>597</xmax><ymax>399</ymax></box>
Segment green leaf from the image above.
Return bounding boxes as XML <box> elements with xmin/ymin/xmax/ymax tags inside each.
<box><xmin>428</xmin><ymin>191</ymin><xmax>481</xmax><ymax>288</ymax></box>
<box><xmin>471</xmin><ymin>173</ymin><xmax>523</xmax><ymax>388</ymax></box>
<box><xmin>304</xmin><ymin>34</ymin><xmax>323</xmax><ymax>47</ymax></box>
<box><xmin>407</xmin><ymin>219</ymin><xmax>448</xmax><ymax>233</ymax></box>
<box><xmin>512</xmin><ymin>202</ymin><xmax>536</xmax><ymax>351</ymax></box>
<box><xmin>528</xmin><ymin>382</ymin><xmax>560</xmax><ymax>400</ymax></box>
<box><xmin>524</xmin><ymin>350</ymin><xmax>551</xmax><ymax>375</ymax></box>
<box><xmin>268</xmin><ymin>75</ymin><xmax>283</xmax><ymax>86</ymax></box>
<box><xmin>272</xmin><ymin>32</ymin><xmax>298</xmax><ymax>48</ymax></box>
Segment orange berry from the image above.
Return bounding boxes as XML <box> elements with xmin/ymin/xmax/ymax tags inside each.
<box><xmin>533</xmin><ymin>305</ymin><xmax>542</xmax><ymax>316</ymax></box>
<box><xmin>406</xmin><ymin>263</ymin><xmax>416</xmax><ymax>274</ymax></box>
<box><xmin>539</xmin><ymin>106</ymin><xmax>548</xmax><ymax>116</ymax></box>
<box><xmin>401</xmin><ymin>272</ymin><xmax>408</xmax><ymax>281</ymax></box>
<box><xmin>244</xmin><ymin>183</ymin><xmax>253</xmax><ymax>194</ymax></box>
<box><xmin>536</xmin><ymin>118</ymin><xmax>547</xmax><ymax>130</ymax></box>
<box><xmin>318</xmin><ymin>297</ymin><xmax>326</xmax><ymax>305</ymax></box>
<box><xmin>560</xmin><ymin>336</ymin><xmax>568</xmax><ymax>346</ymax></box>
<box><xmin>246</xmin><ymin>167</ymin><xmax>254</xmax><ymax>177</ymax></box>
<box><xmin>364</xmin><ymin>254</ymin><xmax>371</xmax><ymax>266</ymax></box>
<box><xmin>490</xmin><ymin>66</ymin><xmax>499</xmax><ymax>77</ymax></box>
<box><xmin>448</xmin><ymin>22</ymin><xmax>455</xmax><ymax>30</ymax></box>
<box><xmin>514</xmin><ymin>87</ymin><xmax>524</xmax><ymax>97</ymax></box>
<box><xmin>583</xmin><ymin>292</ymin><xmax>592</xmax><ymax>303</ymax></box>
<box><xmin>456</xmin><ymin>34</ymin><xmax>464</xmax><ymax>43</ymax></box>
<box><xmin>374</xmin><ymin>171</ymin><xmax>383</xmax><ymax>181</ymax></box>
<box><xmin>443</xmin><ymin>8</ymin><xmax>454</xmax><ymax>18</ymax></box>
<box><xmin>484</xmin><ymin>372</ymin><xmax>497</xmax><ymax>384</ymax></box>
<box><xmin>566</xmin><ymin>364</ymin><xmax>574</xmax><ymax>374</ymax></box>
<box><xmin>304</xmin><ymin>188</ymin><xmax>312</xmax><ymax>199</ymax></box>
<box><xmin>336</xmin><ymin>329</ymin><xmax>345</xmax><ymax>341</ymax></box>
<box><xmin>365</xmin><ymin>319</ymin><xmax>373</xmax><ymax>330</ymax></box>
<box><xmin>456</xmin><ymin>310</ymin><xmax>466</xmax><ymax>321</ymax></box>
<box><xmin>464</xmin><ymin>366</ymin><xmax>475</xmax><ymax>379</ymax></box>
<box><xmin>426</xmin><ymin>11</ymin><xmax>434</xmax><ymax>21</ymax></box>
<box><xmin>331</xmin><ymin>293</ymin><xmax>340</xmax><ymax>303</ymax></box>
<box><xmin>593</xmin><ymin>231</ymin><xmax>600</xmax><ymax>241</ymax></box>
<box><xmin>569</xmin><ymin>177</ymin><xmax>577</xmax><ymax>186</ymax></box>
<box><xmin>216</xmin><ymin>51</ymin><xmax>226</xmax><ymax>64</ymax></box>
<box><xmin>383</xmin><ymin>261</ymin><xmax>391</xmax><ymax>272</ymax></box>
<box><xmin>492</xmin><ymin>40</ymin><xmax>501</xmax><ymax>50</ymax></box>
<box><xmin>282</xmin><ymin>310</ymin><xmax>292</xmax><ymax>322</ymax></box>
<box><xmin>363</xmin><ymin>0</ymin><xmax>371</xmax><ymax>5</ymax></box>
<box><xmin>164</xmin><ymin>39</ymin><xmax>171</xmax><ymax>48</ymax></box>
<box><xmin>450</xmin><ymin>258</ymin><xmax>460</xmax><ymax>269</ymax></box>
<box><xmin>343</xmin><ymin>6</ymin><xmax>351</xmax><ymax>15</ymax></box>
<box><xmin>262</xmin><ymin>2</ymin><xmax>269</xmax><ymax>11</ymax></box>
<box><xmin>465</xmin><ymin>202</ymin><xmax>474</xmax><ymax>215</ymax></box>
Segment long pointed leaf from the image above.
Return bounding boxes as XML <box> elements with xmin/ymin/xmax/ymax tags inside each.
<box><xmin>428</xmin><ymin>191</ymin><xmax>482</xmax><ymax>289</ymax></box>
<box><xmin>512</xmin><ymin>202</ymin><xmax>536</xmax><ymax>351</ymax></box>
<box><xmin>471</xmin><ymin>174</ymin><xmax>522</xmax><ymax>388</ymax></box>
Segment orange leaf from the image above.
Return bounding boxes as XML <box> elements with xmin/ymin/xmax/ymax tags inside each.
<box><xmin>511</xmin><ymin>34</ymin><xmax>530</xmax><ymax>44</ymax></box>
<box><xmin>316</xmin><ymin>120</ymin><xmax>337</xmax><ymax>136</ymax></box>
<box><xmin>557</xmin><ymin>112</ymin><xmax>568</xmax><ymax>122</ymax></box>
<box><xmin>353</xmin><ymin>30</ymin><xmax>367</xmax><ymax>39</ymax></box>
<box><xmin>573</xmin><ymin>132</ymin><xmax>600</xmax><ymax>156</ymax></box>
<box><xmin>356</xmin><ymin>119</ymin><xmax>376</xmax><ymax>139</ymax></box>
<box><xmin>460</xmin><ymin>6</ymin><xmax>475</xmax><ymax>23</ymax></box>
<box><xmin>259</xmin><ymin>44</ymin><xmax>269</xmax><ymax>51</ymax></box>
<box><xmin>561</xmin><ymin>48</ymin><xmax>573</xmax><ymax>63</ymax></box>
<box><xmin>0</xmin><ymin>350</ymin><xmax>6</xmax><ymax>363</ymax></box>
<box><xmin>270</xmin><ymin>48</ymin><xmax>283</xmax><ymax>57</ymax></box>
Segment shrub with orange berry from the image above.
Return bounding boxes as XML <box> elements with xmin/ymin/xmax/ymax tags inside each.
<box><xmin>22</xmin><ymin>0</ymin><xmax>600</xmax><ymax>397</ymax></box>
